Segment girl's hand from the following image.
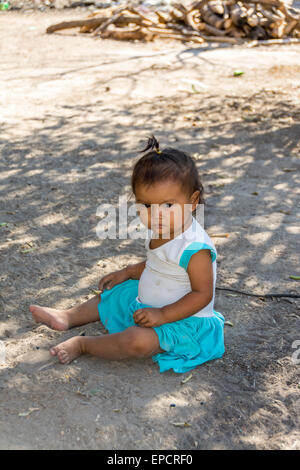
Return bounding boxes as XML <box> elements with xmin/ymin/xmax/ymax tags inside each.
<box><xmin>98</xmin><ymin>268</ymin><xmax>129</xmax><ymax>291</ymax></box>
<box><xmin>133</xmin><ymin>307</ymin><xmax>165</xmax><ymax>328</ymax></box>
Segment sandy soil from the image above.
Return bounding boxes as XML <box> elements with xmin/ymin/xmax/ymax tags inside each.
<box><xmin>0</xmin><ymin>10</ymin><xmax>300</xmax><ymax>450</ymax></box>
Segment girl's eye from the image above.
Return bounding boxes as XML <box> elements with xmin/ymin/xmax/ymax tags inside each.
<box><xmin>141</xmin><ymin>203</ymin><xmax>173</xmax><ymax>209</ymax></box>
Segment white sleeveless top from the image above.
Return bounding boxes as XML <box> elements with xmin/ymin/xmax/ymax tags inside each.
<box><xmin>137</xmin><ymin>216</ymin><xmax>217</xmax><ymax>318</ymax></box>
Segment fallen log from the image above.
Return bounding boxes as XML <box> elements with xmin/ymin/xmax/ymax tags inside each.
<box><xmin>46</xmin><ymin>0</ymin><xmax>300</xmax><ymax>44</ymax></box>
<box><xmin>203</xmin><ymin>22</ymin><xmax>227</xmax><ymax>35</ymax></box>
<box><xmin>230</xmin><ymin>3</ymin><xmax>248</xmax><ymax>27</ymax></box>
<box><xmin>101</xmin><ymin>25</ymin><xmax>152</xmax><ymax>41</ymax></box>
<box><xmin>185</xmin><ymin>9</ymin><xmax>201</xmax><ymax>31</ymax></box>
<box><xmin>256</xmin><ymin>4</ymin><xmax>283</xmax><ymax>22</ymax></box>
<box><xmin>227</xmin><ymin>25</ymin><xmax>246</xmax><ymax>38</ymax></box>
<box><xmin>223</xmin><ymin>18</ymin><xmax>233</xmax><ymax>29</ymax></box>
<box><xmin>92</xmin><ymin>8</ymin><xmax>127</xmax><ymax>36</ymax></box>
<box><xmin>209</xmin><ymin>1</ymin><xmax>224</xmax><ymax>16</ymax></box>
<box><xmin>268</xmin><ymin>20</ymin><xmax>287</xmax><ymax>37</ymax></box>
<box><xmin>46</xmin><ymin>18</ymin><xmax>106</xmax><ymax>34</ymax></box>
<box><xmin>200</xmin><ymin>33</ymin><xmax>242</xmax><ymax>43</ymax></box>
<box><xmin>250</xmin><ymin>24</ymin><xmax>268</xmax><ymax>39</ymax></box>
<box><xmin>283</xmin><ymin>19</ymin><xmax>299</xmax><ymax>36</ymax></box>
<box><xmin>155</xmin><ymin>11</ymin><xmax>169</xmax><ymax>24</ymax></box>
<box><xmin>247</xmin><ymin>37</ymin><xmax>300</xmax><ymax>46</ymax></box>
<box><xmin>200</xmin><ymin>3</ymin><xmax>224</xmax><ymax>28</ymax></box>
<box><xmin>242</xmin><ymin>0</ymin><xmax>283</xmax><ymax>6</ymax></box>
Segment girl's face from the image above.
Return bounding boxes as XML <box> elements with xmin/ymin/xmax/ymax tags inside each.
<box><xmin>135</xmin><ymin>180</ymin><xmax>200</xmax><ymax>239</ymax></box>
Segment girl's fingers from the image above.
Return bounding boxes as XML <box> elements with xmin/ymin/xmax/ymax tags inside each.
<box><xmin>98</xmin><ymin>278</ymin><xmax>107</xmax><ymax>289</ymax></box>
<box><xmin>134</xmin><ymin>312</ymin><xmax>145</xmax><ymax>323</ymax></box>
<box><xmin>134</xmin><ymin>315</ymin><xmax>144</xmax><ymax>323</ymax></box>
<box><xmin>138</xmin><ymin>319</ymin><xmax>151</xmax><ymax>328</ymax></box>
<box><xmin>133</xmin><ymin>309</ymin><xmax>143</xmax><ymax>318</ymax></box>
<box><xmin>136</xmin><ymin>314</ymin><xmax>150</xmax><ymax>326</ymax></box>
<box><xmin>99</xmin><ymin>274</ymin><xmax>113</xmax><ymax>289</ymax></box>
<box><xmin>104</xmin><ymin>280</ymin><xmax>114</xmax><ymax>289</ymax></box>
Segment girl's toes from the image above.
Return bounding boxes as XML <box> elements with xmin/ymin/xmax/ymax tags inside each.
<box><xmin>50</xmin><ymin>347</ymin><xmax>58</xmax><ymax>356</ymax></box>
<box><xmin>58</xmin><ymin>350</ymin><xmax>69</xmax><ymax>364</ymax></box>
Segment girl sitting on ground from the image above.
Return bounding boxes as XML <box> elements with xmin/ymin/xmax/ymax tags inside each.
<box><xmin>30</xmin><ymin>135</ymin><xmax>225</xmax><ymax>373</ymax></box>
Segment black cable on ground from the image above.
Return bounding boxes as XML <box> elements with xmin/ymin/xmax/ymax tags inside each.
<box><xmin>216</xmin><ymin>287</ymin><xmax>300</xmax><ymax>298</ymax></box>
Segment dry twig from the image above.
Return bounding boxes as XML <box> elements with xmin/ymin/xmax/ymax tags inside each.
<box><xmin>46</xmin><ymin>0</ymin><xmax>300</xmax><ymax>45</ymax></box>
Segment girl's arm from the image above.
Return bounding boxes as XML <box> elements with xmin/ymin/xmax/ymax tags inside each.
<box><xmin>161</xmin><ymin>250</ymin><xmax>213</xmax><ymax>323</ymax></box>
<box><xmin>125</xmin><ymin>260</ymin><xmax>146</xmax><ymax>280</ymax></box>
<box><xmin>98</xmin><ymin>260</ymin><xmax>145</xmax><ymax>291</ymax></box>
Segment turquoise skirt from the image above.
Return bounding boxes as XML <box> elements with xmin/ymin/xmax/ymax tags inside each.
<box><xmin>97</xmin><ymin>279</ymin><xmax>225</xmax><ymax>374</ymax></box>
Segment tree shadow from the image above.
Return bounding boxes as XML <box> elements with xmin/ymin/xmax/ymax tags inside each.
<box><xmin>0</xmin><ymin>87</ymin><xmax>299</xmax><ymax>449</ymax></box>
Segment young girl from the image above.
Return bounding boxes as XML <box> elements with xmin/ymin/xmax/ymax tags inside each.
<box><xmin>30</xmin><ymin>136</ymin><xmax>225</xmax><ymax>373</ymax></box>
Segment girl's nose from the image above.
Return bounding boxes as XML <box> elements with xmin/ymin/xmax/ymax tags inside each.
<box><xmin>151</xmin><ymin>204</ymin><xmax>161</xmax><ymax>218</ymax></box>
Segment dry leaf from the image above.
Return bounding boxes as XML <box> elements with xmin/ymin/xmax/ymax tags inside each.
<box><xmin>18</xmin><ymin>407</ymin><xmax>40</xmax><ymax>417</ymax></box>
<box><xmin>171</xmin><ymin>422</ymin><xmax>191</xmax><ymax>428</ymax></box>
<box><xmin>279</xmin><ymin>210</ymin><xmax>291</xmax><ymax>215</ymax></box>
<box><xmin>20</xmin><ymin>247</ymin><xmax>36</xmax><ymax>254</ymax></box>
<box><xmin>181</xmin><ymin>373</ymin><xmax>193</xmax><ymax>384</ymax></box>
<box><xmin>20</xmin><ymin>241</ymin><xmax>36</xmax><ymax>254</ymax></box>
<box><xmin>76</xmin><ymin>389</ymin><xmax>89</xmax><ymax>398</ymax></box>
<box><xmin>210</xmin><ymin>233</ymin><xmax>229</xmax><ymax>238</ymax></box>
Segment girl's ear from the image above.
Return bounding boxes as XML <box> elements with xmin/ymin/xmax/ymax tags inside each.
<box><xmin>190</xmin><ymin>190</ymin><xmax>200</xmax><ymax>210</ymax></box>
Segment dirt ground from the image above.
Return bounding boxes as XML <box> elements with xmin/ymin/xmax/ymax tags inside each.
<box><xmin>0</xmin><ymin>9</ymin><xmax>300</xmax><ymax>450</ymax></box>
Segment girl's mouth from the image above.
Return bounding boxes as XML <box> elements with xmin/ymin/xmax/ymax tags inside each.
<box><xmin>152</xmin><ymin>221</ymin><xmax>163</xmax><ymax>228</ymax></box>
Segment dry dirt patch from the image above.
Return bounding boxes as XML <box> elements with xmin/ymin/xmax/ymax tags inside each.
<box><xmin>0</xmin><ymin>10</ymin><xmax>299</xmax><ymax>450</ymax></box>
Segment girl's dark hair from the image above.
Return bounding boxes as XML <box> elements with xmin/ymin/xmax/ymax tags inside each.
<box><xmin>131</xmin><ymin>135</ymin><xmax>204</xmax><ymax>205</ymax></box>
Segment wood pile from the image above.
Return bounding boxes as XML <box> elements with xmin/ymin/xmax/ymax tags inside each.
<box><xmin>46</xmin><ymin>0</ymin><xmax>300</xmax><ymax>45</ymax></box>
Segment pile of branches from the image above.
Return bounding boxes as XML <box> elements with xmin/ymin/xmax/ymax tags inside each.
<box><xmin>46</xmin><ymin>0</ymin><xmax>300</xmax><ymax>45</ymax></box>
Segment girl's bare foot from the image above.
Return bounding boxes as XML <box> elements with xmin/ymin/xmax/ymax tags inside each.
<box><xmin>29</xmin><ymin>304</ymin><xmax>70</xmax><ymax>331</ymax></box>
<box><xmin>50</xmin><ymin>337</ymin><xmax>83</xmax><ymax>364</ymax></box>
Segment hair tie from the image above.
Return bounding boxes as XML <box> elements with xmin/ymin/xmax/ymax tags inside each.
<box><xmin>139</xmin><ymin>135</ymin><xmax>162</xmax><ymax>155</ymax></box>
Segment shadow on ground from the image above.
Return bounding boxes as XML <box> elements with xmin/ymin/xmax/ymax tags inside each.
<box><xmin>0</xmin><ymin>89</ymin><xmax>299</xmax><ymax>449</ymax></box>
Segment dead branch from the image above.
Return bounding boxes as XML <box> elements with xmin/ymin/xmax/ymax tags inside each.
<box><xmin>46</xmin><ymin>1</ymin><xmax>300</xmax><ymax>44</ymax></box>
